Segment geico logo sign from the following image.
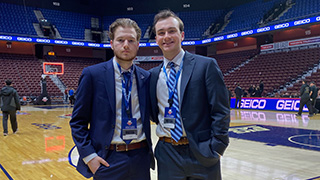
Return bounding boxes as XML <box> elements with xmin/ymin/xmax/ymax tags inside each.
<box><xmin>139</xmin><ymin>43</ymin><xmax>146</xmax><ymax>47</ymax></box>
<box><xmin>317</xmin><ymin>16</ymin><xmax>320</xmax><ymax>21</ymax></box>
<box><xmin>182</xmin><ymin>41</ymin><xmax>195</xmax><ymax>45</ymax></box>
<box><xmin>72</xmin><ymin>42</ymin><xmax>84</xmax><ymax>46</ymax></box>
<box><xmin>229</xmin><ymin>125</ymin><xmax>270</xmax><ymax>134</ymax></box>
<box><xmin>294</xmin><ymin>18</ymin><xmax>310</xmax><ymax>26</ymax></box>
<box><xmin>202</xmin><ymin>39</ymin><xmax>211</xmax><ymax>43</ymax></box>
<box><xmin>150</xmin><ymin>43</ymin><xmax>158</xmax><ymax>46</ymax></box>
<box><xmin>257</xmin><ymin>27</ymin><xmax>270</xmax><ymax>33</ymax></box>
<box><xmin>241</xmin><ymin>99</ymin><xmax>266</xmax><ymax>109</ymax></box>
<box><xmin>88</xmin><ymin>43</ymin><xmax>100</xmax><ymax>47</ymax></box>
<box><xmin>227</xmin><ymin>33</ymin><xmax>238</xmax><ymax>39</ymax></box>
<box><xmin>0</xmin><ymin>36</ymin><xmax>12</xmax><ymax>40</ymax></box>
<box><xmin>55</xmin><ymin>40</ymin><xmax>68</xmax><ymax>44</ymax></box>
<box><xmin>36</xmin><ymin>39</ymin><xmax>50</xmax><ymax>43</ymax></box>
<box><xmin>240</xmin><ymin>111</ymin><xmax>266</xmax><ymax>121</ymax></box>
<box><xmin>276</xmin><ymin>100</ymin><xmax>299</xmax><ymax>111</ymax></box>
<box><xmin>214</xmin><ymin>36</ymin><xmax>224</xmax><ymax>41</ymax></box>
<box><xmin>17</xmin><ymin>37</ymin><xmax>32</xmax><ymax>42</ymax></box>
<box><xmin>274</xmin><ymin>23</ymin><xmax>289</xmax><ymax>29</ymax></box>
<box><xmin>241</xmin><ymin>30</ymin><xmax>253</xmax><ymax>36</ymax></box>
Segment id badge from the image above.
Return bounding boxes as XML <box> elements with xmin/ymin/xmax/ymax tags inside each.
<box><xmin>122</xmin><ymin>118</ymin><xmax>138</xmax><ymax>140</ymax></box>
<box><xmin>164</xmin><ymin>107</ymin><xmax>176</xmax><ymax>129</ymax></box>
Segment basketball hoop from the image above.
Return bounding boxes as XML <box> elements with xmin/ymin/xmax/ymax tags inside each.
<box><xmin>43</xmin><ymin>62</ymin><xmax>64</xmax><ymax>75</ymax></box>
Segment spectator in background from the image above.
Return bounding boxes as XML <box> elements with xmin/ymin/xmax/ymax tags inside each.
<box><xmin>235</xmin><ymin>83</ymin><xmax>243</xmax><ymax>108</ymax></box>
<box><xmin>227</xmin><ymin>87</ymin><xmax>232</xmax><ymax>108</ymax></box>
<box><xmin>0</xmin><ymin>80</ymin><xmax>21</xmax><ymax>136</ymax></box>
<box><xmin>64</xmin><ymin>88</ymin><xmax>68</xmax><ymax>103</ymax></box>
<box><xmin>296</xmin><ymin>80</ymin><xmax>313</xmax><ymax>117</ymax></box>
<box><xmin>309</xmin><ymin>81</ymin><xmax>319</xmax><ymax>115</ymax></box>
<box><xmin>259</xmin><ymin>80</ymin><xmax>264</xmax><ymax>96</ymax></box>
<box><xmin>248</xmin><ymin>84</ymin><xmax>254</xmax><ymax>97</ymax></box>
<box><xmin>69</xmin><ymin>88</ymin><xmax>75</xmax><ymax>105</ymax></box>
<box><xmin>254</xmin><ymin>86</ymin><xmax>262</xmax><ymax>97</ymax></box>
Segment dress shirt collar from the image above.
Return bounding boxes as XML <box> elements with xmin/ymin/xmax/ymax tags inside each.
<box><xmin>113</xmin><ymin>57</ymin><xmax>134</xmax><ymax>76</ymax></box>
<box><xmin>163</xmin><ymin>50</ymin><xmax>185</xmax><ymax>68</ymax></box>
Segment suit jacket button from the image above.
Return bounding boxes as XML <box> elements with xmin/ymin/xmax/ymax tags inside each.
<box><xmin>112</xmin><ymin>124</ymin><xmax>115</xmax><ymax>128</ymax></box>
<box><xmin>105</xmin><ymin>145</ymin><xmax>109</xmax><ymax>149</ymax></box>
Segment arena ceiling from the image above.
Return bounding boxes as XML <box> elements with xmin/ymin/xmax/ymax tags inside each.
<box><xmin>1</xmin><ymin>0</ymin><xmax>257</xmax><ymax>15</ymax></box>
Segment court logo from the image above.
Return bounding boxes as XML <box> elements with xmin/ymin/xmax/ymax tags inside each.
<box><xmin>229</xmin><ymin>125</ymin><xmax>270</xmax><ymax>134</ymax></box>
<box><xmin>59</xmin><ymin>114</ymin><xmax>72</xmax><ymax>119</ymax></box>
<box><xmin>31</xmin><ymin>123</ymin><xmax>62</xmax><ymax>130</ymax></box>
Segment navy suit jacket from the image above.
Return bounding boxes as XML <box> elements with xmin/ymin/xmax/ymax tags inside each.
<box><xmin>150</xmin><ymin>51</ymin><xmax>230</xmax><ymax>168</ymax></box>
<box><xmin>70</xmin><ymin>59</ymin><xmax>154</xmax><ymax>178</ymax></box>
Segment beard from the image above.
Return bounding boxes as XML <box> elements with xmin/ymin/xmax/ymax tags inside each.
<box><xmin>114</xmin><ymin>51</ymin><xmax>137</xmax><ymax>62</ymax></box>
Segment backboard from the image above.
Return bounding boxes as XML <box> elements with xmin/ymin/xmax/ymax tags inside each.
<box><xmin>43</xmin><ymin>62</ymin><xmax>64</xmax><ymax>75</ymax></box>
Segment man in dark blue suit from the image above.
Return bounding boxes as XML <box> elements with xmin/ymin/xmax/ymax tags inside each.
<box><xmin>70</xmin><ymin>18</ymin><xmax>154</xmax><ymax>180</ymax></box>
<box><xmin>150</xmin><ymin>10</ymin><xmax>230</xmax><ymax>180</ymax></box>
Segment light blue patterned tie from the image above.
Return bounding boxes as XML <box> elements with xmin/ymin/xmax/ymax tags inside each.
<box><xmin>168</xmin><ymin>62</ymin><xmax>183</xmax><ymax>142</ymax></box>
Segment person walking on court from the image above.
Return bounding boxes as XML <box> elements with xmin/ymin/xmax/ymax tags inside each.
<box><xmin>309</xmin><ymin>81</ymin><xmax>319</xmax><ymax>115</ymax></box>
<box><xmin>296</xmin><ymin>80</ymin><xmax>313</xmax><ymax>117</ymax></box>
<box><xmin>70</xmin><ymin>18</ymin><xmax>154</xmax><ymax>179</ymax></box>
<box><xmin>1</xmin><ymin>79</ymin><xmax>21</xmax><ymax>136</ymax></box>
<box><xmin>234</xmin><ymin>83</ymin><xmax>243</xmax><ymax>108</ymax></box>
<box><xmin>149</xmin><ymin>10</ymin><xmax>230</xmax><ymax>180</ymax></box>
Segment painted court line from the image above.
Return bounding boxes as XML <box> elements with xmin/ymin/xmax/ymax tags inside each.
<box><xmin>0</xmin><ymin>163</ymin><xmax>13</xmax><ymax>180</ymax></box>
<box><xmin>306</xmin><ymin>176</ymin><xmax>320</xmax><ymax>180</ymax></box>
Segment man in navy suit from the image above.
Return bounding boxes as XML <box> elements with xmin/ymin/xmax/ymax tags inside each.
<box><xmin>70</xmin><ymin>18</ymin><xmax>154</xmax><ymax>180</ymax></box>
<box><xmin>150</xmin><ymin>10</ymin><xmax>230</xmax><ymax>180</ymax></box>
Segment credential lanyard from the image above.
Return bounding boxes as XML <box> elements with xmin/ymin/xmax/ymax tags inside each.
<box><xmin>163</xmin><ymin>58</ymin><xmax>184</xmax><ymax>107</ymax></box>
<box><xmin>117</xmin><ymin>63</ymin><xmax>134</xmax><ymax>115</ymax></box>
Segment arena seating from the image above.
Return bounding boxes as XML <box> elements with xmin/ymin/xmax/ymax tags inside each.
<box><xmin>40</xmin><ymin>8</ymin><xmax>94</xmax><ymax>40</ymax></box>
<box><xmin>224</xmin><ymin>47</ymin><xmax>320</xmax><ymax>96</ymax></box>
<box><xmin>0</xmin><ymin>3</ymin><xmax>37</xmax><ymax>36</ymax></box>
<box><xmin>212</xmin><ymin>49</ymin><xmax>259</xmax><ymax>75</ymax></box>
<box><xmin>178</xmin><ymin>10</ymin><xmax>224</xmax><ymax>40</ymax></box>
<box><xmin>135</xmin><ymin>61</ymin><xmax>162</xmax><ymax>70</ymax></box>
<box><xmin>267</xmin><ymin>0</ymin><xmax>320</xmax><ymax>26</ymax></box>
<box><xmin>218</xmin><ymin>0</ymin><xmax>282</xmax><ymax>35</ymax></box>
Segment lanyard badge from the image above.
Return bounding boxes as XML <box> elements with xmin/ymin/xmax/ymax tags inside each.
<box><xmin>122</xmin><ymin>118</ymin><xmax>138</xmax><ymax>140</ymax></box>
<box><xmin>163</xmin><ymin>59</ymin><xmax>184</xmax><ymax>129</ymax></box>
<box><xmin>117</xmin><ymin>63</ymin><xmax>138</xmax><ymax>140</ymax></box>
<box><xmin>164</xmin><ymin>107</ymin><xmax>176</xmax><ymax>129</ymax></box>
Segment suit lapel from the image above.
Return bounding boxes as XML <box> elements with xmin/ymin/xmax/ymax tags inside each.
<box><xmin>150</xmin><ymin>63</ymin><xmax>162</xmax><ymax>108</ymax></box>
<box><xmin>135</xmin><ymin>66</ymin><xmax>147</xmax><ymax>122</ymax></box>
<box><xmin>180</xmin><ymin>51</ymin><xmax>195</xmax><ymax>105</ymax></box>
<box><xmin>103</xmin><ymin>59</ymin><xmax>116</xmax><ymax>115</ymax></box>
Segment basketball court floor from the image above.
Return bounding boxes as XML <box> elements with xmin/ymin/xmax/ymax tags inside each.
<box><xmin>0</xmin><ymin>105</ymin><xmax>319</xmax><ymax>180</ymax></box>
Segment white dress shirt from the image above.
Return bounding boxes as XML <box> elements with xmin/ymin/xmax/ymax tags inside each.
<box><xmin>156</xmin><ymin>50</ymin><xmax>187</xmax><ymax>138</ymax></box>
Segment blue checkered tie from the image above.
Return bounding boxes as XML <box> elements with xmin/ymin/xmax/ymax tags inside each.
<box><xmin>168</xmin><ymin>62</ymin><xmax>183</xmax><ymax>142</ymax></box>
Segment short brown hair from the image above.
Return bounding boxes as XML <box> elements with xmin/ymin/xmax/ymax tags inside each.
<box><xmin>5</xmin><ymin>79</ymin><xmax>12</xmax><ymax>85</ymax></box>
<box><xmin>109</xmin><ymin>18</ymin><xmax>141</xmax><ymax>41</ymax></box>
<box><xmin>153</xmin><ymin>9</ymin><xmax>184</xmax><ymax>34</ymax></box>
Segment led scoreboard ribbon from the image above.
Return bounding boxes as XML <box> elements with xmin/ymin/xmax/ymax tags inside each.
<box><xmin>1</xmin><ymin>15</ymin><xmax>319</xmax><ymax>48</ymax></box>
